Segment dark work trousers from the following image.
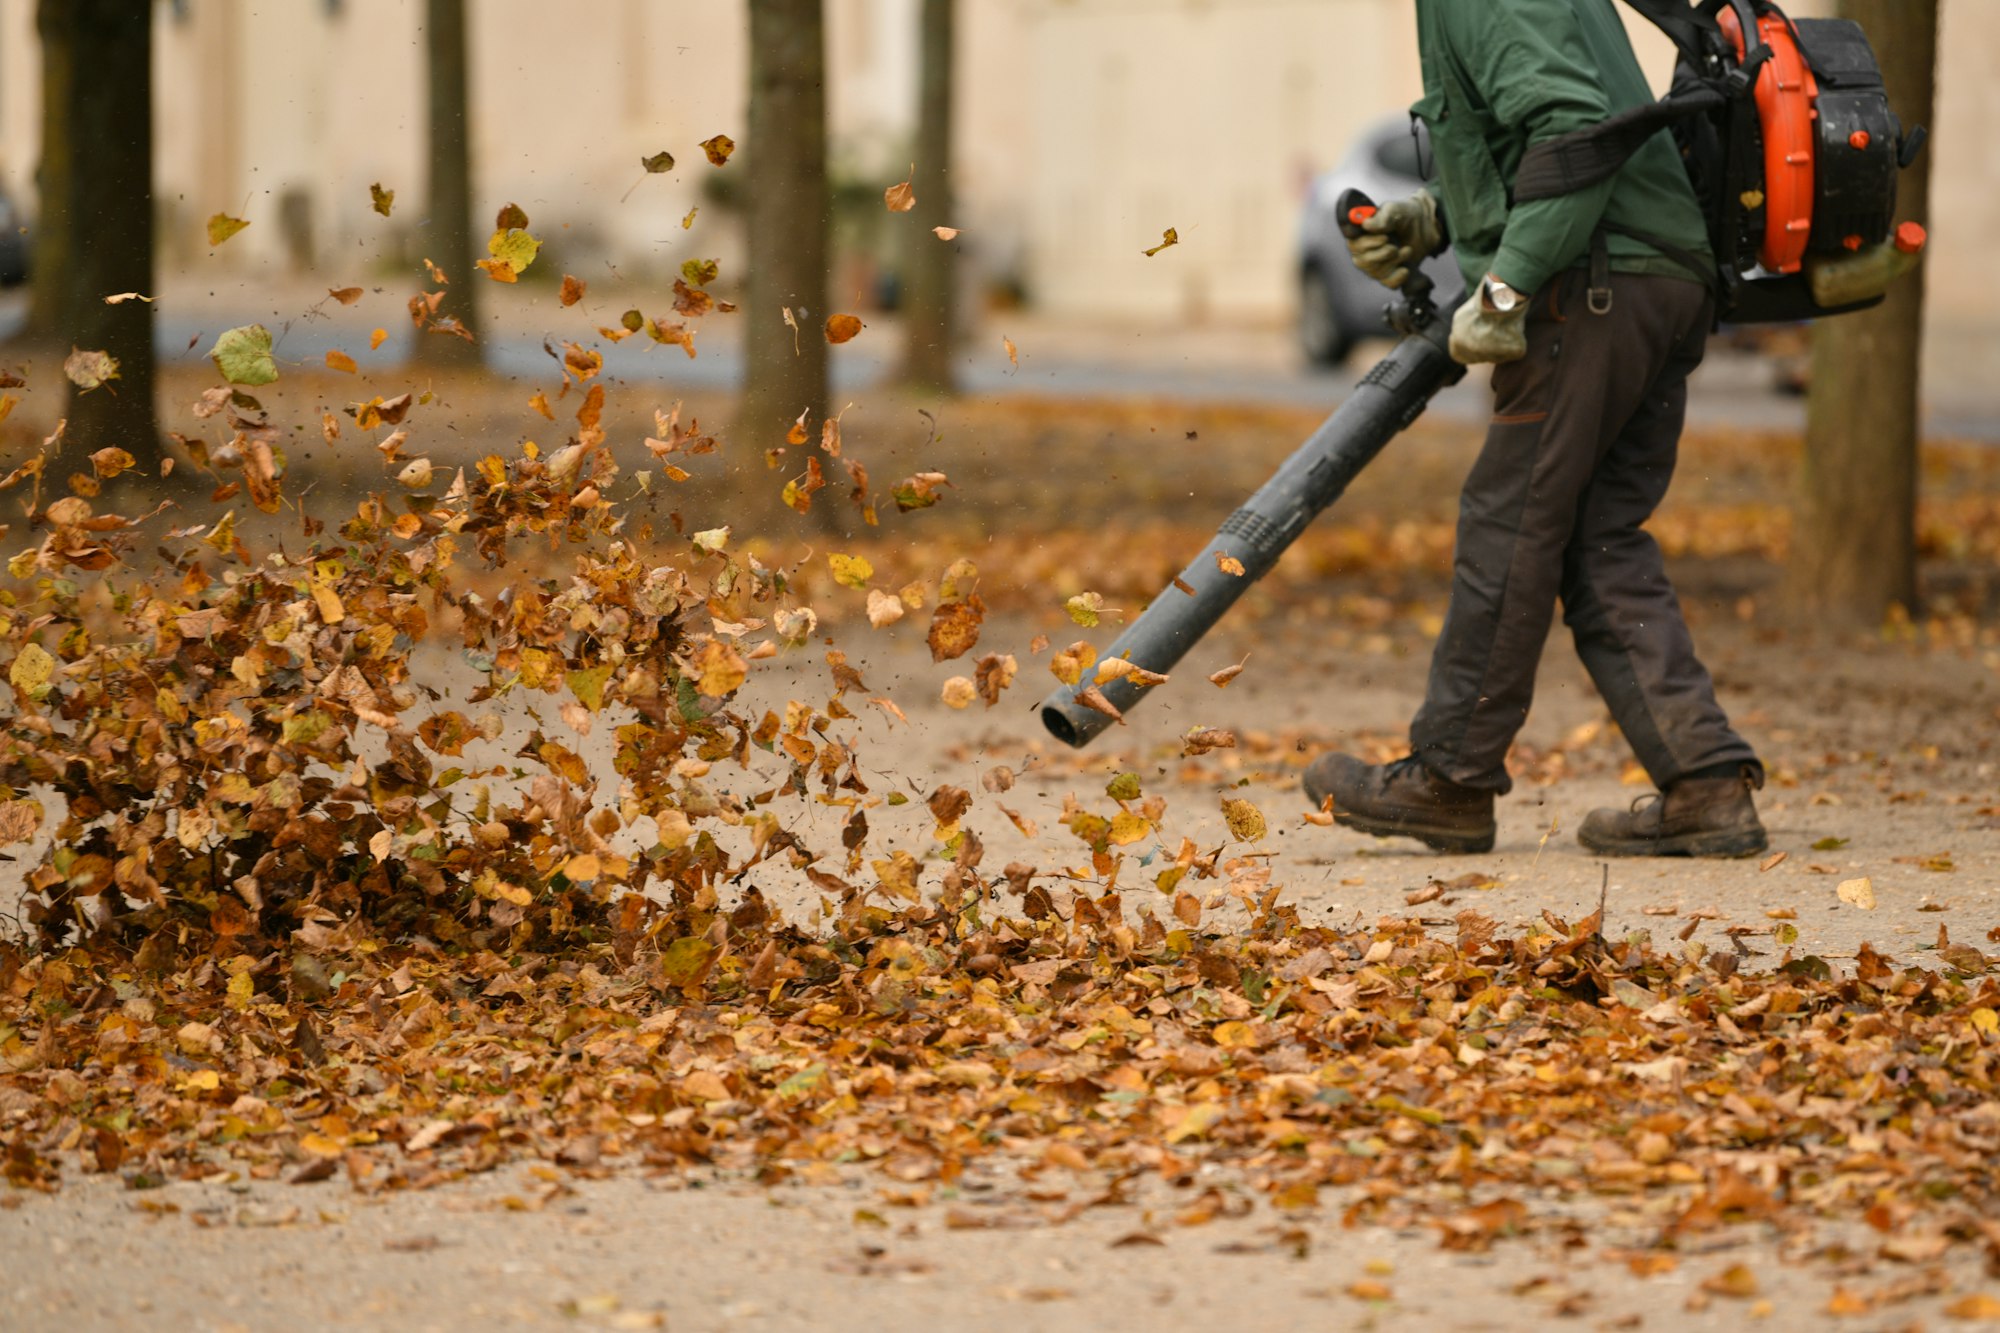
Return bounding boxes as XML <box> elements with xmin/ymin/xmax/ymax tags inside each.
<box><xmin>1409</xmin><ymin>269</ymin><xmax>1760</xmax><ymax>795</ymax></box>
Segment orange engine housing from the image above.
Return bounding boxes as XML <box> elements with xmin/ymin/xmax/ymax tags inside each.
<box><xmin>1719</xmin><ymin>8</ymin><xmax>1820</xmax><ymax>274</ymax></box>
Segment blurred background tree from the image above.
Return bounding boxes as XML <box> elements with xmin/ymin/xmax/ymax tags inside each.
<box><xmin>1786</xmin><ymin>0</ymin><xmax>1942</xmax><ymax>627</ymax></box>
<box><xmin>415</xmin><ymin>0</ymin><xmax>483</xmax><ymax>368</ymax></box>
<box><xmin>24</xmin><ymin>0</ymin><xmax>74</xmax><ymax>348</ymax></box>
<box><xmin>901</xmin><ymin>0</ymin><xmax>958</xmax><ymax>395</ymax></box>
<box><xmin>62</xmin><ymin>0</ymin><xmax>159</xmax><ymax>468</ymax></box>
<box><xmin>742</xmin><ymin>0</ymin><xmax>834</xmax><ymax>530</ymax></box>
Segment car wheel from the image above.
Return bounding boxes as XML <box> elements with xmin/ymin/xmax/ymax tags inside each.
<box><xmin>1298</xmin><ymin>267</ymin><xmax>1353</xmax><ymax>368</ymax></box>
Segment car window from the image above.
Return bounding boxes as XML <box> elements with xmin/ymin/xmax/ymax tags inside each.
<box><xmin>1373</xmin><ymin>124</ymin><xmax>1427</xmax><ymax>181</ymax></box>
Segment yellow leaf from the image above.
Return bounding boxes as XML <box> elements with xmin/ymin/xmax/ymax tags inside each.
<box><xmin>369</xmin><ymin>182</ymin><xmax>394</xmax><ymax>216</ymax></box>
<box><xmin>9</xmin><ymin>643</ymin><xmax>54</xmax><ymax>697</ymax></box>
<box><xmin>369</xmin><ymin>327</ymin><xmax>388</xmax><ymax>350</ymax></box>
<box><xmin>226</xmin><ymin>969</ymin><xmax>255</xmax><ymax>1011</ymax></box>
<box><xmin>485</xmin><ymin>226</ymin><xmax>541</xmax><ymax>277</ymax></box>
<box><xmin>1165</xmin><ymin>1102</ymin><xmax>1226</xmax><ymax>1143</ymax></box>
<box><xmin>940</xmin><ymin>676</ymin><xmax>976</xmax><ymax>709</ymax></box>
<box><xmin>1837</xmin><ymin>877</ymin><xmax>1877</xmax><ymax>911</ymax></box>
<box><xmin>310</xmin><ymin>581</ymin><xmax>345</xmax><ymax>625</ymax></box>
<box><xmin>700</xmin><ymin>134</ymin><xmax>736</xmax><ymax>165</ymax></box>
<box><xmin>1143</xmin><ymin>226</ymin><xmax>1180</xmax><ymax>257</ymax></box>
<box><xmin>1221</xmin><ymin>797</ymin><xmax>1267</xmax><ymax>842</ymax></box>
<box><xmin>829</xmin><ymin>553</ymin><xmax>874</xmax><ymax>589</ymax></box>
<box><xmin>324</xmin><ymin>349</ymin><xmax>357</xmax><ymax>374</ymax></box>
<box><xmin>206</xmin><ymin>213</ymin><xmax>250</xmax><ymax>246</ymax></box>
<box><xmin>693</xmin><ymin>639</ymin><xmax>748</xmax><ymax>697</ymax></box>
<box><xmin>563</xmin><ymin>853</ymin><xmax>602</xmax><ymax>882</ymax></box>
<box><xmin>299</xmin><ymin>1132</ymin><xmax>345</xmax><ymax>1158</ymax></box>
<box><xmin>1972</xmin><ymin>1008</ymin><xmax>1999</xmax><ymax>1037</ymax></box>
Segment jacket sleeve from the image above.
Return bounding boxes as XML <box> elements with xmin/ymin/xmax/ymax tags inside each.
<box><xmin>1450</xmin><ymin>1</ymin><xmax>1617</xmax><ymax>292</ymax></box>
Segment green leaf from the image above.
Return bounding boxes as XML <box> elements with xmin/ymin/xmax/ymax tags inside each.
<box><xmin>1811</xmin><ymin>836</ymin><xmax>1850</xmax><ymax>852</ymax></box>
<box><xmin>681</xmin><ymin>257</ymin><xmax>720</xmax><ymax>288</ymax></box>
<box><xmin>210</xmin><ymin>324</ymin><xmax>279</xmax><ymax>386</ymax></box>
<box><xmin>641</xmin><ymin>150</ymin><xmax>676</xmax><ymax>173</ymax></box>
<box><xmin>1105</xmin><ymin>771</ymin><xmax>1142</xmax><ymax>802</ymax></box>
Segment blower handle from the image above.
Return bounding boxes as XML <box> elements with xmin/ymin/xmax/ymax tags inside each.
<box><xmin>1335</xmin><ymin>187</ymin><xmax>1440</xmax><ymax>331</ymax></box>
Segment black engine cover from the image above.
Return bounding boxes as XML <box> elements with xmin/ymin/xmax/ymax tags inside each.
<box><xmin>1796</xmin><ymin>17</ymin><xmax>1902</xmax><ymax>256</ymax></box>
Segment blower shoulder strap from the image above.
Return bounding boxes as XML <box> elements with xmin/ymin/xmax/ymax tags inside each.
<box><xmin>1511</xmin><ymin>89</ymin><xmax>1724</xmax><ymax>204</ymax></box>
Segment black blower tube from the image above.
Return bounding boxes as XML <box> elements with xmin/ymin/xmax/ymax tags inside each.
<box><xmin>1037</xmin><ymin>190</ymin><xmax>1470</xmax><ymax>749</ymax></box>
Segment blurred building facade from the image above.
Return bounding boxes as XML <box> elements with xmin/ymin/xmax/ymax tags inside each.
<box><xmin>0</xmin><ymin>0</ymin><xmax>1990</xmax><ymax>344</ymax></box>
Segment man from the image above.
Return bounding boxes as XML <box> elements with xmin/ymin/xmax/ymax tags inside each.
<box><xmin>1303</xmin><ymin>0</ymin><xmax>1767</xmax><ymax>859</ymax></box>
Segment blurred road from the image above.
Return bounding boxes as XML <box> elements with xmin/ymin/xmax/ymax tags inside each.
<box><xmin>5</xmin><ymin>283</ymin><xmax>1996</xmax><ymax>442</ymax></box>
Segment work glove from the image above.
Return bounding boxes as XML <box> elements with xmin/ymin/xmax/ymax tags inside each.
<box><xmin>1449</xmin><ymin>291</ymin><xmax>1529</xmax><ymax>366</ymax></box>
<box><xmin>1346</xmin><ymin>190</ymin><xmax>1445</xmax><ymax>290</ymax></box>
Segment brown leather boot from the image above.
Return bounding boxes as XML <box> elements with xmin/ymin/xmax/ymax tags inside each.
<box><xmin>1577</xmin><ymin>764</ymin><xmax>1768</xmax><ymax>858</ymax></box>
<box><xmin>1302</xmin><ymin>753</ymin><xmax>1496</xmax><ymax>854</ymax></box>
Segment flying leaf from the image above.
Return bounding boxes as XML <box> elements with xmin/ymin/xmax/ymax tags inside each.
<box><xmin>325</xmin><ymin>349</ymin><xmax>357</xmax><ymax>374</ymax></box>
<box><xmin>102</xmin><ymin>292</ymin><xmax>153</xmax><ymax>305</ymax></box>
<box><xmin>885</xmin><ymin>177</ymin><xmax>916</xmax><ymax>213</ymax></box>
<box><xmin>682</xmin><ymin>257</ymin><xmax>720</xmax><ymax>287</ymax></box>
<box><xmin>927</xmin><ymin>598</ymin><xmax>985</xmax><ymax>662</ymax></box>
<box><xmin>206</xmin><ymin>213</ymin><xmax>249</xmax><ymax>247</ymax></box>
<box><xmin>209</xmin><ymin>325</ymin><xmax>278</xmax><ymax>386</ymax></box>
<box><xmin>481</xmin><ymin>226</ymin><xmax>541</xmax><ymax>281</ymax></box>
<box><xmin>866</xmin><ymin>590</ymin><xmax>905</xmax><ymax>628</ymax></box>
<box><xmin>825</xmin><ymin>314</ymin><xmax>864</xmax><ymax>345</ymax></box>
<box><xmin>1209</xmin><ymin>655</ymin><xmax>1249</xmax><ymax>688</ymax></box>
<box><xmin>829</xmin><ymin>554</ymin><xmax>874</xmax><ymax>590</ymax></box>
<box><xmin>495</xmin><ymin>202</ymin><xmax>530</xmax><ymax>231</ymax></box>
<box><xmin>1003</xmin><ymin>336</ymin><xmax>1019</xmax><ymax>370</ymax></box>
<box><xmin>1143</xmin><ymin>227</ymin><xmax>1180</xmax><ymax>257</ymax></box>
<box><xmin>63</xmin><ymin>348</ymin><xmax>119</xmax><ymax>392</ymax></box>
<box><xmin>700</xmin><ymin>135</ymin><xmax>735</xmax><ymax>166</ymax></box>
<box><xmin>560</xmin><ymin>275</ymin><xmax>586</xmax><ymax>306</ymax></box>
<box><xmin>369</xmin><ymin>183</ymin><xmax>394</xmax><ymax>216</ymax></box>
<box><xmin>327</xmin><ymin>286</ymin><xmax>363</xmax><ymax>305</ymax></box>
<box><xmin>1221</xmin><ymin>797</ymin><xmax>1268</xmax><ymax>842</ymax></box>
<box><xmin>90</xmin><ymin>448</ymin><xmax>137</xmax><ymax>480</ymax></box>
<box><xmin>641</xmin><ymin>150</ymin><xmax>676</xmax><ymax>174</ymax></box>
<box><xmin>1066</xmin><ymin>593</ymin><xmax>1106</xmax><ymax>628</ymax></box>
<box><xmin>682</xmin><ymin>206</ymin><xmax>699</xmax><ymax>230</ymax></box>
<box><xmin>940</xmin><ymin>677</ymin><xmax>976</xmax><ymax>710</ymax></box>
<box><xmin>369</xmin><ymin>327</ymin><xmax>388</xmax><ymax>350</ymax></box>
<box><xmin>933</xmin><ymin>226</ymin><xmax>961</xmax><ymax>241</ymax></box>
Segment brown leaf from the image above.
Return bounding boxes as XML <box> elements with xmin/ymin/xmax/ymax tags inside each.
<box><xmin>825</xmin><ymin>314</ymin><xmax>864</xmax><ymax>344</ymax></box>
<box><xmin>885</xmin><ymin>178</ymin><xmax>916</xmax><ymax>212</ymax></box>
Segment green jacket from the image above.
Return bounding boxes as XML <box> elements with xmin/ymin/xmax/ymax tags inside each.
<box><xmin>1414</xmin><ymin>0</ymin><xmax>1712</xmax><ymax>295</ymax></box>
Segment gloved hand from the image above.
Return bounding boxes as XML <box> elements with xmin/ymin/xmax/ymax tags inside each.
<box><xmin>1449</xmin><ymin>293</ymin><xmax>1529</xmax><ymax>365</ymax></box>
<box><xmin>1346</xmin><ymin>191</ymin><xmax>1444</xmax><ymax>290</ymax></box>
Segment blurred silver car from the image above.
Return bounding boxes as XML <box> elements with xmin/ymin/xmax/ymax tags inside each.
<box><xmin>1296</xmin><ymin>115</ymin><xmax>1465</xmax><ymax>366</ymax></box>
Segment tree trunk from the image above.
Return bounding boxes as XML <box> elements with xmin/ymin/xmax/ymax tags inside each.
<box><xmin>24</xmin><ymin>0</ymin><xmax>75</xmax><ymax>346</ymax></box>
<box><xmin>1784</xmin><ymin>0</ymin><xmax>1940</xmax><ymax>627</ymax></box>
<box><xmin>414</xmin><ymin>0</ymin><xmax>482</xmax><ymax>368</ymax></box>
<box><xmin>742</xmin><ymin>0</ymin><xmax>833</xmax><ymax>527</ymax></box>
<box><xmin>64</xmin><ymin>0</ymin><xmax>158</xmax><ymax>471</ymax></box>
<box><xmin>902</xmin><ymin>0</ymin><xmax>958</xmax><ymax>394</ymax></box>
